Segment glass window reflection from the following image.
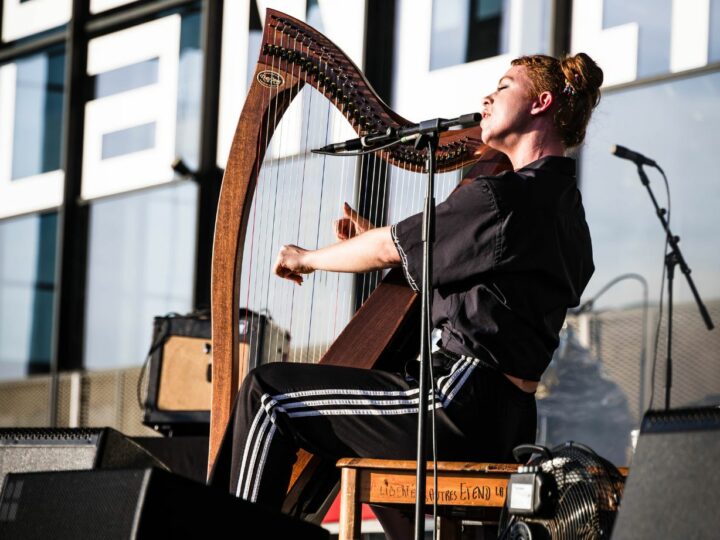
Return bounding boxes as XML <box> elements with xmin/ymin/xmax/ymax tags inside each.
<box><xmin>580</xmin><ymin>70</ymin><xmax>720</xmax><ymax>308</ymax></box>
<box><xmin>176</xmin><ymin>9</ymin><xmax>202</xmax><ymax>171</ymax></box>
<box><xmin>578</xmin><ymin>70</ymin><xmax>720</xmax><ymax>414</ymax></box>
<box><xmin>709</xmin><ymin>0</ymin><xmax>720</xmax><ymax>62</ymax></box>
<box><xmin>11</xmin><ymin>46</ymin><xmax>64</xmax><ymax>180</ymax></box>
<box><xmin>602</xmin><ymin>0</ymin><xmax>676</xmax><ymax>79</ymax></box>
<box><xmin>429</xmin><ymin>0</ymin><xmax>552</xmax><ymax>71</ymax></box>
<box><xmin>0</xmin><ymin>212</ymin><xmax>57</xmax><ymax>380</ymax></box>
<box><xmin>430</xmin><ymin>0</ymin><xmax>472</xmax><ymax>70</ymax></box>
<box><xmin>93</xmin><ymin>58</ymin><xmax>159</xmax><ymax>99</ymax></box>
<box><xmin>84</xmin><ymin>182</ymin><xmax>197</xmax><ymax>371</ymax></box>
<box><xmin>246</xmin><ymin>1</ymin><xmax>263</xmax><ymax>91</ymax></box>
<box><xmin>101</xmin><ymin>122</ymin><xmax>156</xmax><ymax>159</ymax></box>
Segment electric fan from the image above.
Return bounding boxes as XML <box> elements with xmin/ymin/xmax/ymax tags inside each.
<box><xmin>498</xmin><ymin>441</ymin><xmax>625</xmax><ymax>540</ymax></box>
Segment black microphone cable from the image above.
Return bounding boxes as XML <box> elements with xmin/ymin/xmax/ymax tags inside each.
<box><xmin>648</xmin><ymin>166</ymin><xmax>671</xmax><ymax>411</ymax></box>
<box><xmin>610</xmin><ymin>145</ymin><xmax>670</xmax><ymax>411</ymax></box>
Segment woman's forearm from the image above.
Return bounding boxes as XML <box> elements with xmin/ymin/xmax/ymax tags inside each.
<box><xmin>306</xmin><ymin>226</ymin><xmax>400</xmax><ymax>272</ymax></box>
<box><xmin>273</xmin><ymin>226</ymin><xmax>401</xmax><ymax>285</ymax></box>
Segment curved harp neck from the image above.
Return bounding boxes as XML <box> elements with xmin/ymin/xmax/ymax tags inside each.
<box><xmin>259</xmin><ymin>9</ymin><xmax>498</xmax><ymax>172</ymax></box>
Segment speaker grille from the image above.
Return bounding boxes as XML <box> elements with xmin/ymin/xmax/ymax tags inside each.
<box><xmin>0</xmin><ymin>427</ymin><xmax>166</xmax><ymax>488</ymax></box>
<box><xmin>0</xmin><ymin>428</ymin><xmax>103</xmax><ymax>443</ymax></box>
<box><xmin>0</xmin><ymin>469</ymin><xmax>147</xmax><ymax>538</ymax></box>
<box><xmin>641</xmin><ymin>406</ymin><xmax>720</xmax><ymax>433</ymax></box>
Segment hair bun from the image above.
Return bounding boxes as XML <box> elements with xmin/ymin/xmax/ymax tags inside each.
<box><xmin>561</xmin><ymin>53</ymin><xmax>603</xmax><ymax>106</ymax></box>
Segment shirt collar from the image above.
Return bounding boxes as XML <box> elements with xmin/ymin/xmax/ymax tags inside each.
<box><xmin>516</xmin><ymin>156</ymin><xmax>576</xmax><ymax>176</ymax></box>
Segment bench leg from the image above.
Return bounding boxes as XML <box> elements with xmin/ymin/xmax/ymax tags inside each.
<box><xmin>339</xmin><ymin>468</ymin><xmax>361</xmax><ymax>540</ymax></box>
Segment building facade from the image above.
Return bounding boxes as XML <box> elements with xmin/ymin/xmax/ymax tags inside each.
<box><xmin>1</xmin><ymin>0</ymin><xmax>719</xmax><ymax>471</ymax></box>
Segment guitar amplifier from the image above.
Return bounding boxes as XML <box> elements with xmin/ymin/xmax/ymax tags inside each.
<box><xmin>142</xmin><ymin>309</ymin><xmax>289</xmax><ymax>435</ymax></box>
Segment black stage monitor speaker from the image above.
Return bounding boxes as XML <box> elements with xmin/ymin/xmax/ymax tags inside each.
<box><xmin>612</xmin><ymin>406</ymin><xmax>720</xmax><ymax>539</ymax></box>
<box><xmin>0</xmin><ymin>467</ymin><xmax>329</xmax><ymax>539</ymax></box>
<box><xmin>0</xmin><ymin>427</ymin><xmax>167</xmax><ymax>487</ymax></box>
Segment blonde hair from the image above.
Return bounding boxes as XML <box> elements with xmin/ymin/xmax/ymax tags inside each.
<box><xmin>511</xmin><ymin>53</ymin><xmax>604</xmax><ymax>148</ymax></box>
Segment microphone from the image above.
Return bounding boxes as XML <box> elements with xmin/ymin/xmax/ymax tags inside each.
<box><xmin>315</xmin><ymin>131</ymin><xmax>391</xmax><ymax>154</ymax></box>
<box><xmin>395</xmin><ymin>112</ymin><xmax>481</xmax><ymax>138</ymax></box>
<box><xmin>314</xmin><ymin>112</ymin><xmax>481</xmax><ymax>154</ymax></box>
<box><xmin>316</xmin><ymin>137</ymin><xmax>364</xmax><ymax>154</ymax></box>
<box><xmin>610</xmin><ymin>144</ymin><xmax>657</xmax><ymax>167</ymax></box>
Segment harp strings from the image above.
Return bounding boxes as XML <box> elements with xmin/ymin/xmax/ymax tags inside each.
<box><xmin>276</xmin><ymin>27</ymin><xmax>307</xmax><ymax>364</ymax></box>
<box><xmin>321</xmin><ymin>47</ymin><xmax>354</xmax><ymax>361</ymax></box>
<box><xmin>239</xmin><ymin>23</ymin><xmax>465</xmax><ymax>372</ymax></box>
<box><xmin>240</xmin><ymin>26</ymin><xmax>349</xmax><ymax>365</ymax></box>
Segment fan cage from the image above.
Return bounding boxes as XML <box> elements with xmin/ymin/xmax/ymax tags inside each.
<box><xmin>502</xmin><ymin>442</ymin><xmax>625</xmax><ymax>540</ymax></box>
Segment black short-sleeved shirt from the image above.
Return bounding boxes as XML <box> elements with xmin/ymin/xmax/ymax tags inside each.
<box><xmin>391</xmin><ymin>156</ymin><xmax>594</xmax><ymax>381</ymax></box>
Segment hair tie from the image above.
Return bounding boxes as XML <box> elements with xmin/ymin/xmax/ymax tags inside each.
<box><xmin>563</xmin><ymin>78</ymin><xmax>577</xmax><ymax>96</ymax></box>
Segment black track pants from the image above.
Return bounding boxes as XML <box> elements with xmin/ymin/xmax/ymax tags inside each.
<box><xmin>208</xmin><ymin>354</ymin><xmax>536</xmax><ymax>508</ymax></box>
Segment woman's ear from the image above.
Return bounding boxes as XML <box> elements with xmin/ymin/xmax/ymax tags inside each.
<box><xmin>530</xmin><ymin>90</ymin><xmax>554</xmax><ymax>116</ymax></box>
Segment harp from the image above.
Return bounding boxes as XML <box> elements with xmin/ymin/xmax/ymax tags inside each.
<box><xmin>209</xmin><ymin>8</ymin><xmax>510</xmax><ymax>520</ymax></box>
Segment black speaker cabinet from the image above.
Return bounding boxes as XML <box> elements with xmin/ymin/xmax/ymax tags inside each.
<box><xmin>0</xmin><ymin>467</ymin><xmax>329</xmax><ymax>539</ymax></box>
<box><xmin>143</xmin><ymin>309</ymin><xmax>290</xmax><ymax>435</ymax></box>
<box><xmin>0</xmin><ymin>427</ymin><xmax>167</xmax><ymax>488</ymax></box>
<box><xmin>612</xmin><ymin>406</ymin><xmax>720</xmax><ymax>539</ymax></box>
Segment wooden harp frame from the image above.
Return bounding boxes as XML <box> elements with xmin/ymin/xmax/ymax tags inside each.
<box><xmin>208</xmin><ymin>8</ymin><xmax>509</xmax><ymax>517</ymax></box>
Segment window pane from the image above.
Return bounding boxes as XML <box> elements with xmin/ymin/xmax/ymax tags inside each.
<box><xmin>710</xmin><ymin>0</ymin><xmax>720</xmax><ymax>63</ymax></box>
<box><xmin>101</xmin><ymin>122</ymin><xmax>156</xmax><ymax>159</ymax></box>
<box><xmin>11</xmin><ymin>46</ymin><xmax>64</xmax><ymax>180</ymax></box>
<box><xmin>84</xmin><ymin>182</ymin><xmax>197</xmax><ymax>371</ymax></box>
<box><xmin>468</xmin><ymin>0</ymin><xmax>504</xmax><ymax>63</ymax></box>
<box><xmin>246</xmin><ymin>0</ymin><xmax>263</xmax><ymax>91</ymax></box>
<box><xmin>306</xmin><ymin>0</ymin><xmax>324</xmax><ymax>32</ymax></box>
<box><xmin>429</xmin><ymin>0</ymin><xmax>551</xmax><ymax>70</ymax></box>
<box><xmin>430</xmin><ymin>0</ymin><xmax>473</xmax><ymax>70</ymax></box>
<box><xmin>602</xmin><ymin>0</ymin><xmax>672</xmax><ymax>79</ymax></box>
<box><xmin>578</xmin><ymin>70</ymin><xmax>720</xmax><ymax>412</ymax></box>
<box><xmin>0</xmin><ymin>212</ymin><xmax>57</xmax><ymax>380</ymax></box>
<box><xmin>93</xmin><ymin>58</ymin><xmax>159</xmax><ymax>99</ymax></box>
<box><xmin>176</xmin><ymin>8</ymin><xmax>202</xmax><ymax>171</ymax></box>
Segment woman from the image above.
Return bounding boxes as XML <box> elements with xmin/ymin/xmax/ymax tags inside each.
<box><xmin>209</xmin><ymin>52</ymin><xmax>603</xmax><ymax>535</ymax></box>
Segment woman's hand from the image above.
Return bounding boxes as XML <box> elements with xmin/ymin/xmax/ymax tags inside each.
<box><xmin>334</xmin><ymin>202</ymin><xmax>372</xmax><ymax>240</ymax></box>
<box><xmin>273</xmin><ymin>244</ymin><xmax>314</xmax><ymax>285</ymax></box>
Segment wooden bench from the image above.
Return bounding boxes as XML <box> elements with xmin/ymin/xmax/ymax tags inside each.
<box><xmin>337</xmin><ymin>458</ymin><xmax>630</xmax><ymax>539</ymax></box>
<box><xmin>336</xmin><ymin>458</ymin><xmax>521</xmax><ymax>540</ymax></box>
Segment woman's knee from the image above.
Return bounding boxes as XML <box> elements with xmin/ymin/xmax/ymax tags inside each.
<box><xmin>237</xmin><ymin>362</ymin><xmax>288</xmax><ymax>404</ymax></box>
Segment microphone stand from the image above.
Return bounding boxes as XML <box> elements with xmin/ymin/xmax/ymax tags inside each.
<box><xmin>313</xmin><ymin>113</ymin><xmax>480</xmax><ymax>539</ymax></box>
<box><xmin>413</xmin><ymin>125</ymin><xmax>439</xmax><ymax>540</ymax></box>
<box><xmin>634</xmin><ymin>164</ymin><xmax>714</xmax><ymax>410</ymax></box>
